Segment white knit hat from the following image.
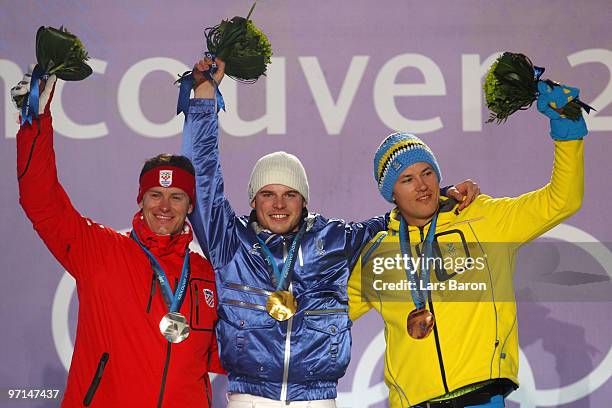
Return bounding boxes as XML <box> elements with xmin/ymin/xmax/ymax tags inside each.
<box><xmin>248</xmin><ymin>151</ymin><xmax>309</xmax><ymax>203</ymax></box>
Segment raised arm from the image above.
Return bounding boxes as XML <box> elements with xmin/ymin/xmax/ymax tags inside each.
<box><xmin>15</xmin><ymin>73</ymin><xmax>115</xmax><ymax>279</ymax></box>
<box><xmin>468</xmin><ymin>82</ymin><xmax>586</xmax><ymax>244</ymax></box>
<box><xmin>477</xmin><ymin>139</ymin><xmax>583</xmax><ymax>244</ymax></box>
<box><xmin>182</xmin><ymin>59</ymin><xmax>240</xmax><ymax>268</ymax></box>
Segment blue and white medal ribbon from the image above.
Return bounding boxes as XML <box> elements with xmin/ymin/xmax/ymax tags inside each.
<box><xmin>255</xmin><ymin>222</ymin><xmax>307</xmax><ymax>321</ymax></box>
<box><xmin>21</xmin><ymin>64</ymin><xmax>47</xmax><ymax>125</ymax></box>
<box><xmin>131</xmin><ymin>230</ymin><xmax>191</xmax><ymax>343</ymax></box>
<box><xmin>399</xmin><ymin>213</ymin><xmax>438</xmax><ymax>339</ymax></box>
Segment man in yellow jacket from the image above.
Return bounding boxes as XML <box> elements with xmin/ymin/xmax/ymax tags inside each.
<box><xmin>348</xmin><ymin>81</ymin><xmax>587</xmax><ymax>408</ymax></box>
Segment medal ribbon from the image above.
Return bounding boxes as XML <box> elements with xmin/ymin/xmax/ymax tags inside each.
<box><xmin>131</xmin><ymin>231</ymin><xmax>191</xmax><ymax>312</ymax></box>
<box><xmin>176</xmin><ymin>52</ymin><xmax>225</xmax><ymax>115</ymax></box>
<box><xmin>256</xmin><ymin>223</ymin><xmax>307</xmax><ymax>291</ymax></box>
<box><xmin>21</xmin><ymin>64</ymin><xmax>47</xmax><ymax>126</ymax></box>
<box><xmin>399</xmin><ymin>213</ymin><xmax>438</xmax><ymax>310</ymax></box>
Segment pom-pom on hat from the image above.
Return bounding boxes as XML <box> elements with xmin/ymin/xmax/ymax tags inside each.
<box><xmin>373</xmin><ymin>132</ymin><xmax>442</xmax><ymax>203</ymax></box>
<box><xmin>248</xmin><ymin>151</ymin><xmax>309</xmax><ymax>204</ymax></box>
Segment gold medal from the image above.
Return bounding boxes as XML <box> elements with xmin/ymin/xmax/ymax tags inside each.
<box><xmin>406</xmin><ymin>308</ymin><xmax>435</xmax><ymax>339</ymax></box>
<box><xmin>266</xmin><ymin>290</ymin><xmax>297</xmax><ymax>321</ymax></box>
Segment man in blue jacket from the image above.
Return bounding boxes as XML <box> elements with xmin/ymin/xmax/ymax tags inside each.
<box><xmin>181</xmin><ymin>58</ymin><xmax>478</xmax><ymax>407</ymax></box>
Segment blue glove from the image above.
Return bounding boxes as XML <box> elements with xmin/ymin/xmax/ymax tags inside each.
<box><xmin>537</xmin><ymin>81</ymin><xmax>587</xmax><ymax>140</ymax></box>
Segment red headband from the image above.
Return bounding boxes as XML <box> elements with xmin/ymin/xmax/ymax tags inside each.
<box><xmin>137</xmin><ymin>166</ymin><xmax>195</xmax><ymax>204</ymax></box>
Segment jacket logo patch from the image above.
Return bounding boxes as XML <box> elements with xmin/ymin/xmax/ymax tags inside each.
<box><xmin>250</xmin><ymin>242</ymin><xmax>261</xmax><ymax>255</ymax></box>
<box><xmin>203</xmin><ymin>288</ymin><xmax>215</xmax><ymax>308</ymax></box>
<box><xmin>316</xmin><ymin>239</ymin><xmax>326</xmax><ymax>256</ymax></box>
<box><xmin>159</xmin><ymin>170</ymin><xmax>173</xmax><ymax>187</ymax></box>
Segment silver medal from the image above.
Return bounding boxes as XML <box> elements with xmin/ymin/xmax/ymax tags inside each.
<box><xmin>159</xmin><ymin>312</ymin><xmax>190</xmax><ymax>343</ymax></box>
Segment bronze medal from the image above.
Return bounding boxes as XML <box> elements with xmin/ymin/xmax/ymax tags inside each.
<box><xmin>266</xmin><ymin>290</ymin><xmax>297</xmax><ymax>321</ymax></box>
<box><xmin>159</xmin><ymin>312</ymin><xmax>190</xmax><ymax>343</ymax></box>
<box><xmin>406</xmin><ymin>308</ymin><xmax>435</xmax><ymax>339</ymax></box>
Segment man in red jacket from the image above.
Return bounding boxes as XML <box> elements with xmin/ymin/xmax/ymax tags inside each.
<box><xmin>13</xmin><ymin>68</ymin><xmax>224</xmax><ymax>407</ymax></box>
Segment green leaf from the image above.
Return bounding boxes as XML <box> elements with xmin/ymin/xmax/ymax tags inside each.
<box><xmin>204</xmin><ymin>4</ymin><xmax>272</xmax><ymax>82</ymax></box>
<box><xmin>14</xmin><ymin>94</ymin><xmax>25</xmax><ymax>109</ymax></box>
<box><xmin>53</xmin><ymin>64</ymin><xmax>93</xmax><ymax>81</ymax></box>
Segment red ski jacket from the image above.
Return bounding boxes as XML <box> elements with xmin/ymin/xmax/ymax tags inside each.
<box><xmin>17</xmin><ymin>113</ymin><xmax>224</xmax><ymax>407</ymax></box>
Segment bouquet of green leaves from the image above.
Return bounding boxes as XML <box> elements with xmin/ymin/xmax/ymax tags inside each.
<box><xmin>37</xmin><ymin>26</ymin><xmax>92</xmax><ymax>80</ymax></box>
<box><xmin>205</xmin><ymin>2</ymin><xmax>272</xmax><ymax>82</ymax></box>
<box><xmin>14</xmin><ymin>26</ymin><xmax>92</xmax><ymax>109</ymax></box>
<box><xmin>483</xmin><ymin>52</ymin><xmax>586</xmax><ymax>124</ymax></box>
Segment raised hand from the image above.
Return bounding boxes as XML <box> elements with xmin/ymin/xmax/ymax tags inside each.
<box><xmin>193</xmin><ymin>57</ymin><xmax>225</xmax><ymax>99</ymax></box>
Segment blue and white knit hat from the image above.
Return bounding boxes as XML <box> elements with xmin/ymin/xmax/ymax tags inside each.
<box><xmin>373</xmin><ymin>132</ymin><xmax>442</xmax><ymax>203</ymax></box>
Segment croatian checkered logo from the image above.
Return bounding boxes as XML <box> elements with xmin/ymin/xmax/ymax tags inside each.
<box><xmin>203</xmin><ymin>288</ymin><xmax>215</xmax><ymax>308</ymax></box>
<box><xmin>159</xmin><ymin>170</ymin><xmax>173</xmax><ymax>187</ymax></box>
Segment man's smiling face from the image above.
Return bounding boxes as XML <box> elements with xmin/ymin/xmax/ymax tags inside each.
<box><xmin>140</xmin><ymin>187</ymin><xmax>192</xmax><ymax>235</ymax></box>
<box><xmin>392</xmin><ymin>162</ymin><xmax>440</xmax><ymax>227</ymax></box>
<box><xmin>252</xmin><ymin>184</ymin><xmax>306</xmax><ymax>234</ymax></box>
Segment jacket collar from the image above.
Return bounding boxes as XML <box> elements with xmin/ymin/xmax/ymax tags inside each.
<box><xmin>131</xmin><ymin>211</ymin><xmax>192</xmax><ymax>257</ymax></box>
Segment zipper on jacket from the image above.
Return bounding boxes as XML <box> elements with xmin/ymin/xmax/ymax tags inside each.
<box><xmin>206</xmin><ymin>351</ymin><xmax>214</xmax><ymax>407</ymax></box>
<box><xmin>304</xmin><ymin>308</ymin><xmax>348</xmax><ymax>315</ymax></box>
<box><xmin>280</xmin><ymin>239</ymin><xmax>292</xmax><ymax>401</ymax></box>
<box><xmin>224</xmin><ymin>282</ymin><xmax>273</xmax><ymax>296</ymax></box>
<box><xmin>157</xmin><ymin>276</ymin><xmax>178</xmax><ymax>408</ymax></box>
<box><xmin>225</xmin><ymin>299</ymin><xmax>267</xmax><ymax>311</ymax></box>
<box><xmin>281</xmin><ymin>312</ymin><xmax>293</xmax><ymax>401</ymax></box>
<box><xmin>146</xmin><ymin>272</ymin><xmax>157</xmax><ymax>313</ymax></box>
<box><xmin>157</xmin><ymin>342</ymin><xmax>172</xmax><ymax>408</ymax></box>
<box><xmin>428</xmin><ymin>298</ymin><xmax>449</xmax><ymax>394</ymax></box>
<box><xmin>83</xmin><ymin>352</ymin><xmax>109</xmax><ymax>406</ymax></box>
<box><xmin>195</xmin><ymin>283</ymin><xmax>200</xmax><ymax>324</ymax></box>
<box><xmin>419</xmin><ymin>226</ymin><xmax>450</xmax><ymax>394</ymax></box>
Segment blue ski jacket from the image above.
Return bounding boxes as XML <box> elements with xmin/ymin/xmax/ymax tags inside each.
<box><xmin>182</xmin><ymin>99</ymin><xmax>385</xmax><ymax>401</ymax></box>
